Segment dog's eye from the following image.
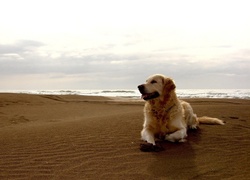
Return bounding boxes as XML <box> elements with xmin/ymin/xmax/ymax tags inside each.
<box><xmin>151</xmin><ymin>80</ymin><xmax>157</xmax><ymax>84</ymax></box>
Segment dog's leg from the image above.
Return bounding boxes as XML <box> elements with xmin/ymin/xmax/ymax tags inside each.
<box><xmin>188</xmin><ymin>114</ymin><xmax>199</xmax><ymax>129</ymax></box>
<box><xmin>141</xmin><ymin>128</ymin><xmax>156</xmax><ymax>145</ymax></box>
<box><xmin>165</xmin><ymin>128</ymin><xmax>187</xmax><ymax>142</ymax></box>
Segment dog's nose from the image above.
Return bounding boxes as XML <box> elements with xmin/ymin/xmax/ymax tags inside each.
<box><xmin>138</xmin><ymin>84</ymin><xmax>144</xmax><ymax>91</ymax></box>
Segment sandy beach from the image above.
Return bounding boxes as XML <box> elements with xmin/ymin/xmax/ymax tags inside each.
<box><xmin>0</xmin><ymin>93</ymin><xmax>249</xmax><ymax>179</ymax></box>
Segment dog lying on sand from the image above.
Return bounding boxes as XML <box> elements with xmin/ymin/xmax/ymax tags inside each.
<box><xmin>138</xmin><ymin>74</ymin><xmax>225</xmax><ymax>151</ymax></box>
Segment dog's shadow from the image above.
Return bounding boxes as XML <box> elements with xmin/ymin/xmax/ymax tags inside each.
<box><xmin>147</xmin><ymin>128</ymin><xmax>202</xmax><ymax>179</ymax></box>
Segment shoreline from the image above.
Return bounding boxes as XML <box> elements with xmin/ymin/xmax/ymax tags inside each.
<box><xmin>1</xmin><ymin>88</ymin><xmax>249</xmax><ymax>100</ymax></box>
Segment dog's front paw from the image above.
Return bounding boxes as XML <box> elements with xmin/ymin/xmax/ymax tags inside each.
<box><xmin>189</xmin><ymin>125</ymin><xmax>198</xmax><ymax>129</ymax></box>
<box><xmin>178</xmin><ymin>139</ymin><xmax>187</xmax><ymax>143</ymax></box>
<box><xmin>165</xmin><ymin>134</ymin><xmax>175</xmax><ymax>142</ymax></box>
<box><xmin>165</xmin><ymin>134</ymin><xmax>187</xmax><ymax>143</ymax></box>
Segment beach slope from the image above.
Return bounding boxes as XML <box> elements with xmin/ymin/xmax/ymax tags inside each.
<box><xmin>0</xmin><ymin>94</ymin><xmax>249</xmax><ymax>179</ymax></box>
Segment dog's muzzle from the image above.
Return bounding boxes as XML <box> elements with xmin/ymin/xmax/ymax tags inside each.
<box><xmin>138</xmin><ymin>84</ymin><xmax>160</xmax><ymax>100</ymax></box>
<box><xmin>138</xmin><ymin>84</ymin><xmax>145</xmax><ymax>93</ymax></box>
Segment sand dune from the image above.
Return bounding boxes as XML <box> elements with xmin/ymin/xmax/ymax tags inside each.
<box><xmin>0</xmin><ymin>93</ymin><xmax>249</xmax><ymax>179</ymax></box>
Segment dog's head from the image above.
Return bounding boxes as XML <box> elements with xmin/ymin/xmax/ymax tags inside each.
<box><xmin>138</xmin><ymin>74</ymin><xmax>176</xmax><ymax>101</ymax></box>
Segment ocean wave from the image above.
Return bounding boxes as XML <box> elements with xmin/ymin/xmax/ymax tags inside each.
<box><xmin>101</xmin><ymin>90</ymin><xmax>136</xmax><ymax>93</ymax></box>
<box><xmin>1</xmin><ymin>89</ymin><xmax>250</xmax><ymax>99</ymax></box>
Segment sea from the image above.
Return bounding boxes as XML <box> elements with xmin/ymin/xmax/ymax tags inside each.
<box><xmin>2</xmin><ymin>89</ymin><xmax>250</xmax><ymax>99</ymax></box>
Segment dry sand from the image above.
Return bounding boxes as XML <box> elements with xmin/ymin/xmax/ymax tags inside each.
<box><xmin>0</xmin><ymin>93</ymin><xmax>249</xmax><ymax>179</ymax></box>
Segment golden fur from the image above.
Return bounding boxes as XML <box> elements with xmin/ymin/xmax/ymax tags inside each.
<box><xmin>138</xmin><ymin>74</ymin><xmax>224</xmax><ymax>145</ymax></box>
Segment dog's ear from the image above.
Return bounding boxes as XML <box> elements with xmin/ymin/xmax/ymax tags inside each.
<box><xmin>163</xmin><ymin>77</ymin><xmax>176</xmax><ymax>92</ymax></box>
<box><xmin>163</xmin><ymin>77</ymin><xmax>176</xmax><ymax>101</ymax></box>
<box><xmin>162</xmin><ymin>77</ymin><xmax>176</xmax><ymax>102</ymax></box>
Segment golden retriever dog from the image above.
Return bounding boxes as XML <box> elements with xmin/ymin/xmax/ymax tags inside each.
<box><xmin>138</xmin><ymin>74</ymin><xmax>224</xmax><ymax>150</ymax></box>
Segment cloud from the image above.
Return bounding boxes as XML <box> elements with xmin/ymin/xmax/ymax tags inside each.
<box><xmin>0</xmin><ymin>40</ymin><xmax>44</xmax><ymax>54</ymax></box>
<box><xmin>0</xmin><ymin>40</ymin><xmax>250</xmax><ymax>89</ymax></box>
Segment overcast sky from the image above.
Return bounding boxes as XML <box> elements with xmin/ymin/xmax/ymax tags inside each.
<box><xmin>0</xmin><ymin>0</ymin><xmax>250</xmax><ymax>90</ymax></box>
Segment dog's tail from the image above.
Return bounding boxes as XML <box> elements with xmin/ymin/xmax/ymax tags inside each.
<box><xmin>197</xmin><ymin>116</ymin><xmax>225</xmax><ymax>125</ymax></box>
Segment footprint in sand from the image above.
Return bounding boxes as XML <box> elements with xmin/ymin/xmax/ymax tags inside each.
<box><xmin>11</xmin><ymin>115</ymin><xmax>30</xmax><ymax>124</ymax></box>
<box><xmin>229</xmin><ymin>116</ymin><xmax>239</xmax><ymax>119</ymax></box>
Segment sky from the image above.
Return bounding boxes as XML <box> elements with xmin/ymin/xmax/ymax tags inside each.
<box><xmin>0</xmin><ymin>0</ymin><xmax>250</xmax><ymax>90</ymax></box>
